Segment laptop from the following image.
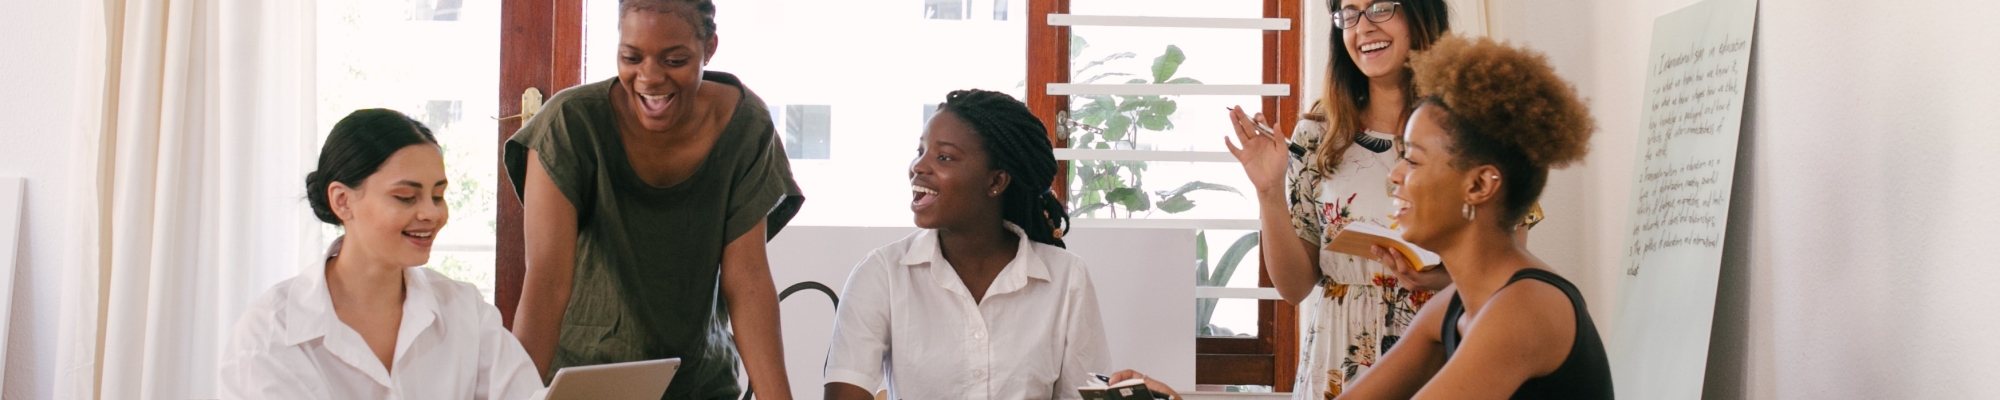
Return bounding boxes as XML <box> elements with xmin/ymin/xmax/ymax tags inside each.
<box><xmin>543</xmin><ymin>358</ymin><xmax>680</xmax><ymax>400</ymax></box>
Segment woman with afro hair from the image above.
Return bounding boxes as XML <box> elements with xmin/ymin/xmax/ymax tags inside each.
<box><xmin>1340</xmin><ymin>34</ymin><xmax>1611</xmax><ymax>399</ymax></box>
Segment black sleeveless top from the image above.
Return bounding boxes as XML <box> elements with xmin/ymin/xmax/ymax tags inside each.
<box><xmin>1442</xmin><ymin>269</ymin><xmax>1614</xmax><ymax>399</ymax></box>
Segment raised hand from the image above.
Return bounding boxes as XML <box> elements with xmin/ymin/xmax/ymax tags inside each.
<box><xmin>1222</xmin><ymin>106</ymin><xmax>1289</xmax><ymax>195</ymax></box>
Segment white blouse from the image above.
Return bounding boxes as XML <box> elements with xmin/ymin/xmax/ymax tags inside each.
<box><xmin>823</xmin><ymin>224</ymin><xmax>1111</xmax><ymax>400</ymax></box>
<box><xmin>219</xmin><ymin>238</ymin><xmax>545</xmax><ymax>400</ymax></box>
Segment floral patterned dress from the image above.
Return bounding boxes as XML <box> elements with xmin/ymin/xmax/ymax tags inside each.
<box><xmin>1284</xmin><ymin>121</ymin><xmax>1434</xmax><ymax>398</ymax></box>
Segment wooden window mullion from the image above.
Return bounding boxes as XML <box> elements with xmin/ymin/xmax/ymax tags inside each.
<box><xmin>498</xmin><ymin>0</ymin><xmax>585</xmax><ymax>328</ymax></box>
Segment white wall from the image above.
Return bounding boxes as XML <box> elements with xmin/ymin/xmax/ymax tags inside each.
<box><xmin>1490</xmin><ymin>0</ymin><xmax>2000</xmax><ymax>398</ymax></box>
<box><xmin>0</xmin><ymin>0</ymin><xmax>89</xmax><ymax>398</ymax></box>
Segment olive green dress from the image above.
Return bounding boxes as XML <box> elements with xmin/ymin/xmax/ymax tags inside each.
<box><xmin>504</xmin><ymin>71</ymin><xmax>804</xmax><ymax>399</ymax></box>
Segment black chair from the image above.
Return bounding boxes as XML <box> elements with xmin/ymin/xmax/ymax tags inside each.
<box><xmin>740</xmin><ymin>281</ymin><xmax>839</xmax><ymax>400</ymax></box>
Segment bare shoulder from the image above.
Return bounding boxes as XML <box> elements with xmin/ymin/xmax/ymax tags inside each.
<box><xmin>1468</xmin><ymin>275</ymin><xmax>1578</xmax><ymax>372</ymax></box>
<box><xmin>1404</xmin><ymin>285</ymin><xmax>1457</xmax><ymax>343</ymax></box>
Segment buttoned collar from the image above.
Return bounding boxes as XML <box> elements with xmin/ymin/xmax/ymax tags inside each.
<box><xmin>900</xmin><ymin>223</ymin><xmax>1050</xmax><ymax>301</ymax></box>
<box><xmin>279</xmin><ymin>236</ymin><xmax>443</xmax><ymax>385</ymax></box>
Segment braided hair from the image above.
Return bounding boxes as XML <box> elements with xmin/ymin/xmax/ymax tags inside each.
<box><xmin>621</xmin><ymin>0</ymin><xmax>718</xmax><ymax>41</ymax></box>
<box><xmin>938</xmin><ymin>89</ymin><xmax>1070</xmax><ymax>248</ymax></box>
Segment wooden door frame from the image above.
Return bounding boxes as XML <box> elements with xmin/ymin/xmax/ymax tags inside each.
<box><xmin>497</xmin><ymin>0</ymin><xmax>585</xmax><ymax>328</ymax></box>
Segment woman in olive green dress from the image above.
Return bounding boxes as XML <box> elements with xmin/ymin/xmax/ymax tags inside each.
<box><xmin>504</xmin><ymin>0</ymin><xmax>804</xmax><ymax>399</ymax></box>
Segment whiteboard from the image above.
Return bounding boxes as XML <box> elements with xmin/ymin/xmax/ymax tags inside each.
<box><xmin>0</xmin><ymin>177</ymin><xmax>22</xmax><ymax>394</ymax></box>
<box><xmin>766</xmin><ymin>225</ymin><xmax>1196</xmax><ymax>397</ymax></box>
<box><xmin>1608</xmin><ymin>0</ymin><xmax>1758</xmax><ymax>398</ymax></box>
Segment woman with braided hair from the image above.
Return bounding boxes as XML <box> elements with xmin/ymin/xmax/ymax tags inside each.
<box><xmin>821</xmin><ymin>90</ymin><xmax>1110</xmax><ymax>400</ymax></box>
<box><xmin>504</xmin><ymin>0</ymin><xmax>803</xmax><ymax>398</ymax></box>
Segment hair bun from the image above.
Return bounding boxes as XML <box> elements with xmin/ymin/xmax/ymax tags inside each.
<box><xmin>304</xmin><ymin>170</ymin><xmax>342</xmax><ymax>226</ymax></box>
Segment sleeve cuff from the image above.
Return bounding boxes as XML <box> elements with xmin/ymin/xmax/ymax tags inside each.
<box><xmin>824</xmin><ymin>368</ymin><xmax>881</xmax><ymax>394</ymax></box>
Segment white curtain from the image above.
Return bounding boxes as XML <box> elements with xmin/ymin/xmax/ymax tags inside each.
<box><xmin>55</xmin><ymin>0</ymin><xmax>319</xmax><ymax>398</ymax></box>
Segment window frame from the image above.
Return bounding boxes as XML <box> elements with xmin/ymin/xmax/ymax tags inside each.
<box><xmin>496</xmin><ymin>0</ymin><xmax>585</xmax><ymax>328</ymax></box>
<box><xmin>1026</xmin><ymin>0</ymin><xmax>1302</xmax><ymax>390</ymax></box>
<box><xmin>497</xmin><ymin>0</ymin><xmax>1303</xmax><ymax>390</ymax></box>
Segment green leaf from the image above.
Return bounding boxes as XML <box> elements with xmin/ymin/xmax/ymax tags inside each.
<box><xmin>1155</xmin><ymin>181</ymin><xmax>1244</xmax><ymax>198</ymax></box>
<box><xmin>1125</xmin><ymin>78</ymin><xmax>1149</xmax><ymax>85</ymax></box>
<box><xmin>1152</xmin><ymin>98</ymin><xmax>1178</xmax><ymax>115</ymax></box>
<box><xmin>1195</xmin><ymin>230</ymin><xmax>1210</xmax><ymax>263</ymax></box>
<box><xmin>1151</xmin><ymin>45</ymin><xmax>1187</xmax><ymax>83</ymax></box>
<box><xmin>1164</xmin><ymin>76</ymin><xmax>1203</xmax><ymax>85</ymax></box>
<box><xmin>1104</xmin><ymin>115</ymin><xmax>1131</xmax><ymax>141</ymax></box>
<box><xmin>1139</xmin><ymin>113</ymin><xmax>1169</xmax><ymax>131</ymax></box>
<box><xmin>1089</xmin><ymin>172</ymin><xmax>1122</xmax><ymax>190</ymax></box>
<box><xmin>1210</xmin><ymin>231</ymin><xmax>1262</xmax><ymax>288</ymax></box>
<box><xmin>1117</xmin><ymin>96</ymin><xmax>1147</xmax><ymax>112</ymax></box>
<box><xmin>1070</xmin><ymin>34</ymin><xmax>1089</xmax><ymax>59</ymax></box>
<box><xmin>1080</xmin><ymin>190</ymin><xmax>1104</xmax><ymax>207</ymax></box>
<box><xmin>1106</xmin><ymin>188</ymin><xmax>1150</xmax><ymax>212</ymax></box>
<box><xmin>1157</xmin><ymin>194</ymin><xmax>1196</xmax><ymax>214</ymax></box>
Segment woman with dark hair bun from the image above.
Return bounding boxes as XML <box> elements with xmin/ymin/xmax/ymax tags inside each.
<box><xmin>822</xmin><ymin>90</ymin><xmax>1109</xmax><ymax>400</ymax></box>
<box><xmin>504</xmin><ymin>0</ymin><xmax>804</xmax><ymax>398</ymax></box>
<box><xmin>220</xmin><ymin>109</ymin><xmax>544</xmax><ymax>399</ymax></box>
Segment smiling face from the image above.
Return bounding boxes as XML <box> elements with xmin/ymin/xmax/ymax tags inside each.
<box><xmin>1389</xmin><ymin>104</ymin><xmax>1470</xmax><ymax>249</ymax></box>
<box><xmin>909</xmin><ymin>111</ymin><xmax>1009</xmax><ymax>230</ymax></box>
<box><xmin>330</xmin><ymin>145</ymin><xmax>451</xmax><ymax>268</ymax></box>
<box><xmin>616</xmin><ymin>7</ymin><xmax>718</xmax><ymax>132</ymax></box>
<box><xmin>1339</xmin><ymin>0</ymin><xmax>1415</xmax><ymax>81</ymax></box>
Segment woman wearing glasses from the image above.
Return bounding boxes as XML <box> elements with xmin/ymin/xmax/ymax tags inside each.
<box><xmin>1222</xmin><ymin>0</ymin><xmax>1452</xmax><ymax>396</ymax></box>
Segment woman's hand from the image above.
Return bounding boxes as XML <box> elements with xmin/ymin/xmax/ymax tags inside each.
<box><xmin>1374</xmin><ymin>245</ymin><xmax>1452</xmax><ymax>292</ymax></box>
<box><xmin>1223</xmin><ymin>106</ymin><xmax>1288</xmax><ymax>195</ymax></box>
<box><xmin>1108</xmin><ymin>370</ymin><xmax>1181</xmax><ymax>400</ymax></box>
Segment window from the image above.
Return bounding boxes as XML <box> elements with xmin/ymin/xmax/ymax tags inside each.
<box><xmin>778</xmin><ymin>104</ymin><xmax>833</xmax><ymax>160</ymax></box>
<box><xmin>406</xmin><ymin>0</ymin><xmax>464</xmax><ymax>21</ymax></box>
<box><xmin>585</xmin><ymin>0</ymin><xmax>1026</xmax><ymax>227</ymax></box>
<box><xmin>925</xmin><ymin>0</ymin><xmax>1013</xmax><ymax>21</ymax></box>
<box><xmin>1031</xmin><ymin>0</ymin><xmax>1302</xmax><ymax>392</ymax></box>
<box><xmin>925</xmin><ymin>0</ymin><xmax>967</xmax><ymax>20</ymax></box>
<box><xmin>318</xmin><ymin>0</ymin><xmax>502</xmax><ymax>301</ymax></box>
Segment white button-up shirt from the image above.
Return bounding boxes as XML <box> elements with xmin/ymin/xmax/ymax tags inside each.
<box><xmin>824</xmin><ymin>224</ymin><xmax>1111</xmax><ymax>400</ymax></box>
<box><xmin>220</xmin><ymin>238</ymin><xmax>545</xmax><ymax>400</ymax></box>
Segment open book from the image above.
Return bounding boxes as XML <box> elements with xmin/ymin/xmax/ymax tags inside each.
<box><xmin>1078</xmin><ymin>377</ymin><xmax>1160</xmax><ymax>400</ymax></box>
<box><xmin>1326</xmin><ymin>221</ymin><xmax>1442</xmax><ymax>271</ymax></box>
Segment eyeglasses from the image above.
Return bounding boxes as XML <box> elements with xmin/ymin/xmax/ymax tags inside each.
<box><xmin>1330</xmin><ymin>1</ymin><xmax>1400</xmax><ymax>30</ymax></box>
